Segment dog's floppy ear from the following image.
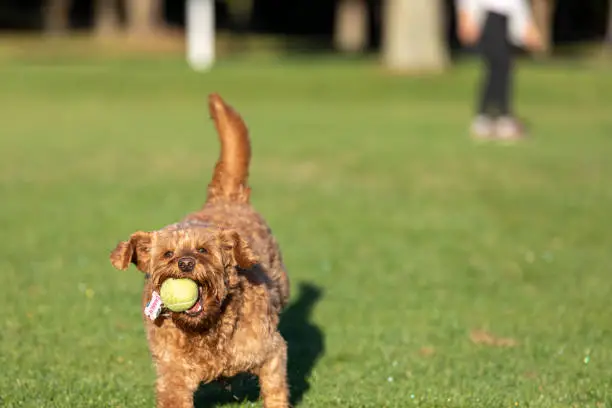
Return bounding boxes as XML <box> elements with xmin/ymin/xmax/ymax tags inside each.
<box><xmin>218</xmin><ymin>229</ymin><xmax>258</xmax><ymax>271</ymax></box>
<box><xmin>110</xmin><ymin>231</ymin><xmax>152</xmax><ymax>273</ymax></box>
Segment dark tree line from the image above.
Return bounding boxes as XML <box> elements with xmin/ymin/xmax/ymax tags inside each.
<box><xmin>0</xmin><ymin>0</ymin><xmax>610</xmax><ymax>71</ymax></box>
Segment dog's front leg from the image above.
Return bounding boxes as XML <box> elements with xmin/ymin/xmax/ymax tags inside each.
<box><xmin>155</xmin><ymin>365</ymin><xmax>199</xmax><ymax>408</ymax></box>
<box><xmin>257</xmin><ymin>335</ymin><xmax>290</xmax><ymax>408</ymax></box>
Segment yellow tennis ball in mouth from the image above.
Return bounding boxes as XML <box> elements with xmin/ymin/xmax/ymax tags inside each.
<box><xmin>159</xmin><ymin>278</ymin><xmax>199</xmax><ymax>312</ymax></box>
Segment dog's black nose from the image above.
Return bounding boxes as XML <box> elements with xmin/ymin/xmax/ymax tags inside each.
<box><xmin>178</xmin><ymin>256</ymin><xmax>196</xmax><ymax>273</ymax></box>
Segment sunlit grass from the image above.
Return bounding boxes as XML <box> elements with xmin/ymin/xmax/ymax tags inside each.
<box><xmin>1</xmin><ymin>53</ymin><xmax>611</xmax><ymax>407</ymax></box>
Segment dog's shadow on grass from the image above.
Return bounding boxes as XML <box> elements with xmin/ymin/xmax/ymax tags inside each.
<box><xmin>194</xmin><ymin>282</ymin><xmax>325</xmax><ymax>407</ymax></box>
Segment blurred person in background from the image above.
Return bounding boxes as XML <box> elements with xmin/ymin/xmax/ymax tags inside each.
<box><xmin>457</xmin><ymin>0</ymin><xmax>544</xmax><ymax>141</ymax></box>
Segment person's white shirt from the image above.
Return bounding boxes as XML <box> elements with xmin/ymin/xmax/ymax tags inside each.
<box><xmin>457</xmin><ymin>0</ymin><xmax>534</xmax><ymax>45</ymax></box>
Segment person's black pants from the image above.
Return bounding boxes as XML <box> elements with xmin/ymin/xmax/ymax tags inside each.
<box><xmin>477</xmin><ymin>11</ymin><xmax>513</xmax><ymax>117</ymax></box>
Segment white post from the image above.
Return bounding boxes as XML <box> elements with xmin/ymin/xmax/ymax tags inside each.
<box><xmin>187</xmin><ymin>0</ymin><xmax>215</xmax><ymax>71</ymax></box>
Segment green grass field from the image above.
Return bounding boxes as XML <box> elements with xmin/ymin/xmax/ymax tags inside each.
<box><xmin>1</xmin><ymin>52</ymin><xmax>612</xmax><ymax>407</ymax></box>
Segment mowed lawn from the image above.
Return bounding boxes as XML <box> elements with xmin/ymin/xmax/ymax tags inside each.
<box><xmin>1</xmin><ymin>53</ymin><xmax>612</xmax><ymax>408</ymax></box>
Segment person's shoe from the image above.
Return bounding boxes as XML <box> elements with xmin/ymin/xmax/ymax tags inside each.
<box><xmin>470</xmin><ymin>115</ymin><xmax>495</xmax><ymax>141</ymax></box>
<box><xmin>495</xmin><ymin>116</ymin><xmax>527</xmax><ymax>142</ymax></box>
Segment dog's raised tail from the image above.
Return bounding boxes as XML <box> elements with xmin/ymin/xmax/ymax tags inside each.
<box><xmin>206</xmin><ymin>93</ymin><xmax>251</xmax><ymax>203</ymax></box>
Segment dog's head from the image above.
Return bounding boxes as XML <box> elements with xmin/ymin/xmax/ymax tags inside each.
<box><xmin>110</xmin><ymin>225</ymin><xmax>257</xmax><ymax>331</ymax></box>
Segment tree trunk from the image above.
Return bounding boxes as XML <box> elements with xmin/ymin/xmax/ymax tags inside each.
<box><xmin>532</xmin><ymin>0</ymin><xmax>554</xmax><ymax>57</ymax></box>
<box><xmin>187</xmin><ymin>0</ymin><xmax>215</xmax><ymax>71</ymax></box>
<box><xmin>382</xmin><ymin>0</ymin><xmax>448</xmax><ymax>73</ymax></box>
<box><xmin>606</xmin><ymin>0</ymin><xmax>612</xmax><ymax>48</ymax></box>
<box><xmin>94</xmin><ymin>0</ymin><xmax>121</xmax><ymax>37</ymax></box>
<box><xmin>334</xmin><ymin>0</ymin><xmax>369</xmax><ymax>53</ymax></box>
<box><xmin>125</xmin><ymin>0</ymin><xmax>164</xmax><ymax>37</ymax></box>
<box><xmin>225</xmin><ymin>0</ymin><xmax>253</xmax><ymax>32</ymax></box>
<box><xmin>225</xmin><ymin>0</ymin><xmax>253</xmax><ymax>55</ymax></box>
<box><xmin>43</xmin><ymin>0</ymin><xmax>71</xmax><ymax>35</ymax></box>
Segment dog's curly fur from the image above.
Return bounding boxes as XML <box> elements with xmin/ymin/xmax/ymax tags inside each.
<box><xmin>109</xmin><ymin>94</ymin><xmax>291</xmax><ymax>408</ymax></box>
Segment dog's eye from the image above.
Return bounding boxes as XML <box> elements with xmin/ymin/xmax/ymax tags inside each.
<box><xmin>163</xmin><ymin>251</ymin><xmax>174</xmax><ymax>259</ymax></box>
<box><xmin>197</xmin><ymin>247</ymin><xmax>208</xmax><ymax>254</ymax></box>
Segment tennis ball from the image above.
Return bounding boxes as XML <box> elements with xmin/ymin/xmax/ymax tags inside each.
<box><xmin>159</xmin><ymin>278</ymin><xmax>199</xmax><ymax>312</ymax></box>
